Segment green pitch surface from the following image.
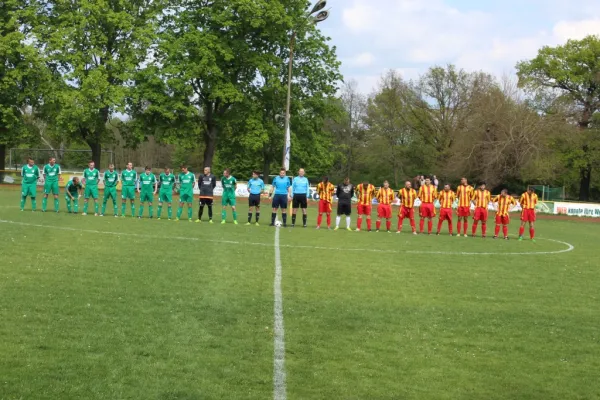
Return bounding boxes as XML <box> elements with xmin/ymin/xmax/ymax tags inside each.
<box><xmin>1</xmin><ymin>188</ymin><xmax>599</xmax><ymax>400</ymax></box>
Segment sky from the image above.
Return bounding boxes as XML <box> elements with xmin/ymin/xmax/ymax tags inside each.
<box><xmin>319</xmin><ymin>0</ymin><xmax>600</xmax><ymax>94</ymax></box>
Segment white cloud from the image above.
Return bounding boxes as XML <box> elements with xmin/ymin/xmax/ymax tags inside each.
<box><xmin>553</xmin><ymin>18</ymin><xmax>600</xmax><ymax>41</ymax></box>
<box><xmin>345</xmin><ymin>52</ymin><xmax>375</xmax><ymax>67</ymax></box>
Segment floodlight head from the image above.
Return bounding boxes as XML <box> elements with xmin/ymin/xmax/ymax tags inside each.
<box><xmin>312</xmin><ymin>10</ymin><xmax>329</xmax><ymax>24</ymax></box>
<box><xmin>309</xmin><ymin>0</ymin><xmax>327</xmax><ymax>15</ymax></box>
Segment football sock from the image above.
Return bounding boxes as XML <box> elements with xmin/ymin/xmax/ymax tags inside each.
<box><xmin>463</xmin><ymin>221</ymin><xmax>468</xmax><ymax>234</ymax></box>
<box><xmin>448</xmin><ymin>221</ymin><xmax>453</xmax><ymax>234</ymax></box>
<box><xmin>83</xmin><ymin>202</ymin><xmax>89</xmax><ymax>214</ymax></box>
<box><xmin>149</xmin><ymin>206</ymin><xmax>153</xmax><ymax>218</ymax></box>
<box><xmin>326</xmin><ymin>214</ymin><xmax>331</xmax><ymax>226</ymax></box>
<box><xmin>101</xmin><ymin>202</ymin><xmax>106</xmax><ymax>215</ymax></box>
<box><xmin>208</xmin><ymin>205</ymin><xmax>213</xmax><ymax>220</ymax></box>
<box><xmin>472</xmin><ymin>222</ymin><xmax>478</xmax><ymax>236</ymax></box>
<box><xmin>303</xmin><ymin>215</ymin><xmax>307</xmax><ymax>226</ymax></box>
<box><xmin>336</xmin><ymin>215</ymin><xmax>341</xmax><ymax>227</ymax></box>
<box><xmin>66</xmin><ymin>198</ymin><xmax>72</xmax><ymax>212</ymax></box>
<box><xmin>31</xmin><ymin>198</ymin><xmax>36</xmax><ymax>211</ymax></box>
<box><xmin>248</xmin><ymin>212</ymin><xmax>252</xmax><ymax>223</ymax></box>
<box><xmin>410</xmin><ymin>219</ymin><xmax>416</xmax><ymax>232</ymax></box>
<box><xmin>131</xmin><ymin>204</ymin><xmax>135</xmax><ymax>217</ymax></box>
<box><xmin>232</xmin><ymin>211</ymin><xmax>237</xmax><ymax>221</ymax></box>
<box><xmin>346</xmin><ymin>216</ymin><xmax>351</xmax><ymax>228</ymax></box>
<box><xmin>177</xmin><ymin>207</ymin><xmax>183</xmax><ymax>219</ymax></box>
<box><xmin>54</xmin><ymin>198</ymin><xmax>59</xmax><ymax>211</ymax></box>
<box><xmin>292</xmin><ymin>215</ymin><xmax>297</xmax><ymax>225</ymax></box>
<box><xmin>357</xmin><ymin>217</ymin><xmax>362</xmax><ymax>230</ymax></box>
<box><xmin>495</xmin><ymin>225</ymin><xmax>501</xmax><ymax>236</ymax></box>
<box><xmin>519</xmin><ymin>226</ymin><xmax>525</xmax><ymax>237</ymax></box>
<box><xmin>317</xmin><ymin>214</ymin><xmax>323</xmax><ymax>227</ymax></box>
<box><xmin>121</xmin><ymin>203</ymin><xmax>126</xmax><ymax>215</ymax></box>
<box><xmin>199</xmin><ymin>205</ymin><xmax>204</xmax><ymax>220</ymax></box>
<box><xmin>168</xmin><ymin>206</ymin><xmax>172</xmax><ymax>219</ymax></box>
<box><xmin>271</xmin><ymin>213</ymin><xmax>277</xmax><ymax>224</ymax></box>
<box><xmin>503</xmin><ymin>225</ymin><xmax>508</xmax><ymax>237</ymax></box>
<box><xmin>73</xmin><ymin>200</ymin><xmax>78</xmax><ymax>213</ymax></box>
<box><xmin>530</xmin><ymin>228</ymin><xmax>535</xmax><ymax>239</ymax></box>
<box><xmin>42</xmin><ymin>197</ymin><xmax>47</xmax><ymax>211</ymax></box>
<box><xmin>94</xmin><ymin>202</ymin><xmax>98</xmax><ymax>214</ymax></box>
<box><xmin>419</xmin><ymin>219</ymin><xmax>424</xmax><ymax>233</ymax></box>
<box><xmin>256</xmin><ymin>212</ymin><xmax>260</xmax><ymax>223</ymax></box>
<box><xmin>457</xmin><ymin>221</ymin><xmax>462</xmax><ymax>234</ymax></box>
<box><xmin>482</xmin><ymin>223</ymin><xmax>487</xmax><ymax>236</ymax></box>
<box><xmin>157</xmin><ymin>206</ymin><xmax>162</xmax><ymax>218</ymax></box>
<box><xmin>221</xmin><ymin>210</ymin><xmax>226</xmax><ymax>221</ymax></box>
<box><xmin>427</xmin><ymin>220</ymin><xmax>432</xmax><ymax>234</ymax></box>
<box><xmin>366</xmin><ymin>219</ymin><xmax>372</xmax><ymax>230</ymax></box>
<box><xmin>187</xmin><ymin>207</ymin><xmax>192</xmax><ymax>219</ymax></box>
<box><xmin>282</xmin><ymin>213</ymin><xmax>287</xmax><ymax>225</ymax></box>
<box><xmin>20</xmin><ymin>196</ymin><xmax>26</xmax><ymax>210</ymax></box>
<box><xmin>437</xmin><ymin>220</ymin><xmax>442</xmax><ymax>234</ymax></box>
<box><xmin>139</xmin><ymin>205</ymin><xmax>144</xmax><ymax>217</ymax></box>
<box><xmin>397</xmin><ymin>217</ymin><xmax>403</xmax><ymax>231</ymax></box>
<box><xmin>386</xmin><ymin>220</ymin><xmax>391</xmax><ymax>231</ymax></box>
<box><xmin>376</xmin><ymin>220</ymin><xmax>381</xmax><ymax>230</ymax></box>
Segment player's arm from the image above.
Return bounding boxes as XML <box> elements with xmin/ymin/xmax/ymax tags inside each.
<box><xmin>211</xmin><ymin>175</ymin><xmax>216</xmax><ymax>189</ymax></box>
<box><xmin>287</xmin><ymin>178</ymin><xmax>292</xmax><ymax>199</ymax></box>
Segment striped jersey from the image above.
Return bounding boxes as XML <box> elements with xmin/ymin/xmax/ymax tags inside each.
<box><xmin>317</xmin><ymin>182</ymin><xmax>335</xmax><ymax>203</ymax></box>
<box><xmin>456</xmin><ymin>184</ymin><xmax>474</xmax><ymax>207</ymax></box>
<box><xmin>472</xmin><ymin>189</ymin><xmax>491</xmax><ymax>208</ymax></box>
<box><xmin>493</xmin><ymin>195</ymin><xmax>516</xmax><ymax>216</ymax></box>
<box><xmin>376</xmin><ymin>187</ymin><xmax>395</xmax><ymax>205</ymax></box>
<box><xmin>418</xmin><ymin>184</ymin><xmax>437</xmax><ymax>203</ymax></box>
<box><xmin>438</xmin><ymin>190</ymin><xmax>456</xmax><ymax>209</ymax></box>
<box><xmin>398</xmin><ymin>188</ymin><xmax>417</xmax><ymax>208</ymax></box>
<box><xmin>356</xmin><ymin>183</ymin><xmax>376</xmax><ymax>206</ymax></box>
<box><xmin>519</xmin><ymin>192</ymin><xmax>538</xmax><ymax>210</ymax></box>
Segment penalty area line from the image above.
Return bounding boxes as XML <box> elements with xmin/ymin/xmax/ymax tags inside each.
<box><xmin>0</xmin><ymin>219</ymin><xmax>574</xmax><ymax>256</ymax></box>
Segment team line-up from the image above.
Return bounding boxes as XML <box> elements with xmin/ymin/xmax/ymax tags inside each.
<box><xmin>18</xmin><ymin>158</ymin><xmax>539</xmax><ymax>241</ymax></box>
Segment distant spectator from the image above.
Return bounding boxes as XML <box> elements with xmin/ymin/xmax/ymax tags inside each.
<box><xmin>413</xmin><ymin>175</ymin><xmax>421</xmax><ymax>190</ymax></box>
<box><xmin>433</xmin><ymin>175</ymin><xmax>439</xmax><ymax>189</ymax></box>
<box><xmin>419</xmin><ymin>175</ymin><xmax>425</xmax><ymax>188</ymax></box>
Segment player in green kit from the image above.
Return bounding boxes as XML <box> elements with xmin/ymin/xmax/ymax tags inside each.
<box><xmin>20</xmin><ymin>158</ymin><xmax>40</xmax><ymax>211</ymax></box>
<box><xmin>120</xmin><ymin>162</ymin><xmax>137</xmax><ymax>217</ymax></box>
<box><xmin>176</xmin><ymin>165</ymin><xmax>195</xmax><ymax>221</ymax></box>
<box><xmin>42</xmin><ymin>157</ymin><xmax>61</xmax><ymax>212</ymax></box>
<box><xmin>220</xmin><ymin>168</ymin><xmax>238</xmax><ymax>224</ymax></box>
<box><xmin>138</xmin><ymin>166</ymin><xmax>158</xmax><ymax>218</ymax></box>
<box><xmin>82</xmin><ymin>161</ymin><xmax>100</xmax><ymax>215</ymax></box>
<box><xmin>101</xmin><ymin>164</ymin><xmax>119</xmax><ymax>217</ymax></box>
<box><xmin>65</xmin><ymin>177</ymin><xmax>83</xmax><ymax>213</ymax></box>
<box><xmin>157</xmin><ymin>167</ymin><xmax>176</xmax><ymax>220</ymax></box>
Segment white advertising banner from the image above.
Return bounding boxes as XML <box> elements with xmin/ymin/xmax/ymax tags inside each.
<box><xmin>553</xmin><ymin>201</ymin><xmax>600</xmax><ymax>218</ymax></box>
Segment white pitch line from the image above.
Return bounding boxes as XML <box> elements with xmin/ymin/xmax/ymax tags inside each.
<box><xmin>0</xmin><ymin>219</ymin><xmax>575</xmax><ymax>256</ymax></box>
<box><xmin>273</xmin><ymin>228</ymin><xmax>287</xmax><ymax>400</ymax></box>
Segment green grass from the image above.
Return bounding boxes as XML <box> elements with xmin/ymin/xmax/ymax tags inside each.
<box><xmin>1</xmin><ymin>187</ymin><xmax>599</xmax><ymax>400</ymax></box>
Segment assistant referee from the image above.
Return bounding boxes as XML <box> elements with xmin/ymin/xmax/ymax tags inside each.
<box><xmin>291</xmin><ymin>168</ymin><xmax>309</xmax><ymax>227</ymax></box>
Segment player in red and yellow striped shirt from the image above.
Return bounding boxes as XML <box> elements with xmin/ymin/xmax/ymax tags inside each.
<box><xmin>417</xmin><ymin>177</ymin><xmax>438</xmax><ymax>234</ymax></box>
<box><xmin>355</xmin><ymin>181</ymin><xmax>376</xmax><ymax>231</ymax></box>
<box><xmin>437</xmin><ymin>184</ymin><xmax>456</xmax><ymax>235</ymax></box>
<box><xmin>518</xmin><ymin>186</ymin><xmax>538</xmax><ymax>241</ymax></box>
<box><xmin>376</xmin><ymin>181</ymin><xmax>395</xmax><ymax>232</ymax></box>
<box><xmin>316</xmin><ymin>176</ymin><xmax>335</xmax><ymax>229</ymax></box>
<box><xmin>397</xmin><ymin>181</ymin><xmax>417</xmax><ymax>234</ymax></box>
<box><xmin>492</xmin><ymin>189</ymin><xmax>516</xmax><ymax>239</ymax></box>
<box><xmin>471</xmin><ymin>182</ymin><xmax>491</xmax><ymax>237</ymax></box>
<box><xmin>455</xmin><ymin>177</ymin><xmax>473</xmax><ymax>236</ymax></box>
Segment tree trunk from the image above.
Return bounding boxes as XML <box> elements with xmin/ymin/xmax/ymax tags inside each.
<box><xmin>262</xmin><ymin>148</ymin><xmax>271</xmax><ymax>184</ymax></box>
<box><xmin>579</xmin><ymin>165</ymin><xmax>592</xmax><ymax>201</ymax></box>
<box><xmin>0</xmin><ymin>143</ymin><xmax>6</xmax><ymax>183</ymax></box>
<box><xmin>202</xmin><ymin>122</ymin><xmax>217</xmax><ymax>168</ymax></box>
<box><xmin>89</xmin><ymin>140</ymin><xmax>102</xmax><ymax>167</ymax></box>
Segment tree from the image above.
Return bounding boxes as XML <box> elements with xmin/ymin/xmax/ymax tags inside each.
<box><xmin>516</xmin><ymin>35</ymin><xmax>600</xmax><ymax>200</ymax></box>
<box><xmin>36</xmin><ymin>0</ymin><xmax>161</xmax><ymax>166</ymax></box>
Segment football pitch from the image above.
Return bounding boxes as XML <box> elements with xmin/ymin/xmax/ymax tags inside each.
<box><xmin>1</xmin><ymin>188</ymin><xmax>599</xmax><ymax>400</ymax></box>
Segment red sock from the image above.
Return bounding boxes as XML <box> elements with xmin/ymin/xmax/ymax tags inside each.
<box><xmin>437</xmin><ymin>220</ymin><xmax>442</xmax><ymax>234</ymax></box>
<box><xmin>357</xmin><ymin>217</ymin><xmax>362</xmax><ymax>230</ymax></box>
<box><xmin>326</xmin><ymin>214</ymin><xmax>331</xmax><ymax>227</ymax></box>
<box><xmin>457</xmin><ymin>221</ymin><xmax>462</xmax><ymax>234</ymax></box>
<box><xmin>427</xmin><ymin>220</ymin><xmax>432</xmax><ymax>234</ymax></box>
<box><xmin>367</xmin><ymin>219</ymin><xmax>372</xmax><ymax>230</ymax></box>
<box><xmin>376</xmin><ymin>220</ymin><xmax>381</xmax><ymax>230</ymax></box>
<box><xmin>463</xmin><ymin>221</ymin><xmax>468</xmax><ymax>234</ymax></box>
<box><xmin>530</xmin><ymin>228</ymin><xmax>535</xmax><ymax>239</ymax></box>
<box><xmin>519</xmin><ymin>226</ymin><xmax>525</xmax><ymax>237</ymax></box>
<box><xmin>482</xmin><ymin>223</ymin><xmax>487</xmax><ymax>237</ymax></box>
<box><xmin>503</xmin><ymin>225</ymin><xmax>508</xmax><ymax>237</ymax></box>
<box><xmin>495</xmin><ymin>225</ymin><xmax>501</xmax><ymax>236</ymax></box>
<box><xmin>472</xmin><ymin>222</ymin><xmax>477</xmax><ymax>236</ymax></box>
<box><xmin>397</xmin><ymin>217</ymin><xmax>403</xmax><ymax>231</ymax></box>
<box><xmin>448</xmin><ymin>221</ymin><xmax>453</xmax><ymax>235</ymax></box>
<box><xmin>419</xmin><ymin>219</ymin><xmax>425</xmax><ymax>233</ymax></box>
<box><xmin>410</xmin><ymin>219</ymin><xmax>416</xmax><ymax>232</ymax></box>
<box><xmin>317</xmin><ymin>214</ymin><xmax>322</xmax><ymax>227</ymax></box>
<box><xmin>386</xmin><ymin>220</ymin><xmax>391</xmax><ymax>231</ymax></box>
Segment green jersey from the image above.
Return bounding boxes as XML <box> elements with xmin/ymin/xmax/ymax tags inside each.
<box><xmin>159</xmin><ymin>173</ymin><xmax>176</xmax><ymax>191</ymax></box>
<box><xmin>121</xmin><ymin>169</ymin><xmax>137</xmax><ymax>187</ymax></box>
<box><xmin>66</xmin><ymin>180</ymin><xmax>82</xmax><ymax>196</ymax></box>
<box><xmin>43</xmin><ymin>163</ymin><xmax>61</xmax><ymax>183</ymax></box>
<box><xmin>178</xmin><ymin>172</ymin><xmax>195</xmax><ymax>192</ymax></box>
<box><xmin>139</xmin><ymin>172</ymin><xmax>157</xmax><ymax>192</ymax></box>
<box><xmin>221</xmin><ymin>176</ymin><xmax>237</xmax><ymax>196</ymax></box>
<box><xmin>83</xmin><ymin>168</ymin><xmax>100</xmax><ymax>187</ymax></box>
<box><xmin>21</xmin><ymin>164</ymin><xmax>40</xmax><ymax>184</ymax></box>
<box><xmin>103</xmin><ymin>170</ymin><xmax>119</xmax><ymax>188</ymax></box>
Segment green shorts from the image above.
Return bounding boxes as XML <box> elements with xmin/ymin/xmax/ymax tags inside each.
<box><xmin>159</xmin><ymin>191</ymin><xmax>173</xmax><ymax>203</ymax></box>
<box><xmin>21</xmin><ymin>183</ymin><xmax>37</xmax><ymax>198</ymax></box>
<box><xmin>84</xmin><ymin>186</ymin><xmax>99</xmax><ymax>199</ymax></box>
<box><xmin>103</xmin><ymin>187</ymin><xmax>117</xmax><ymax>200</ymax></box>
<box><xmin>121</xmin><ymin>186</ymin><xmax>136</xmax><ymax>200</ymax></box>
<box><xmin>180</xmin><ymin>192</ymin><xmax>193</xmax><ymax>203</ymax></box>
<box><xmin>140</xmin><ymin>191</ymin><xmax>154</xmax><ymax>203</ymax></box>
<box><xmin>222</xmin><ymin>195</ymin><xmax>236</xmax><ymax>207</ymax></box>
<box><xmin>44</xmin><ymin>181</ymin><xmax>59</xmax><ymax>195</ymax></box>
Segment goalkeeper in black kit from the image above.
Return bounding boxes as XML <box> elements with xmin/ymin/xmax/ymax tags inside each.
<box><xmin>335</xmin><ymin>177</ymin><xmax>354</xmax><ymax>231</ymax></box>
<box><xmin>196</xmin><ymin>167</ymin><xmax>217</xmax><ymax>223</ymax></box>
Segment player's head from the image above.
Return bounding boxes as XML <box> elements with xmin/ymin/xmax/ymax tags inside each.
<box><xmin>279</xmin><ymin>168</ymin><xmax>286</xmax><ymax>178</ymax></box>
<box><xmin>425</xmin><ymin>177</ymin><xmax>431</xmax><ymax>185</ymax></box>
<box><xmin>126</xmin><ymin>162</ymin><xmax>133</xmax><ymax>170</ymax></box>
<box><xmin>298</xmin><ymin>168</ymin><xmax>305</xmax><ymax>177</ymax></box>
<box><xmin>404</xmin><ymin>181</ymin><xmax>411</xmax><ymax>189</ymax></box>
<box><xmin>322</xmin><ymin>176</ymin><xmax>328</xmax><ymax>183</ymax></box>
<box><xmin>181</xmin><ymin>165</ymin><xmax>188</xmax><ymax>173</ymax></box>
<box><xmin>383</xmin><ymin>180</ymin><xmax>389</xmax><ymax>188</ymax></box>
<box><xmin>344</xmin><ymin>177</ymin><xmax>350</xmax><ymax>185</ymax></box>
<box><xmin>27</xmin><ymin>158</ymin><xmax>34</xmax><ymax>166</ymax></box>
<box><xmin>461</xmin><ymin>177</ymin><xmax>468</xmax><ymax>185</ymax></box>
<box><xmin>479</xmin><ymin>181</ymin><xmax>486</xmax><ymax>190</ymax></box>
<box><xmin>527</xmin><ymin>186</ymin><xmax>534</xmax><ymax>193</ymax></box>
<box><xmin>73</xmin><ymin>176</ymin><xmax>79</xmax><ymax>184</ymax></box>
<box><xmin>108</xmin><ymin>164</ymin><xmax>114</xmax><ymax>171</ymax></box>
<box><xmin>49</xmin><ymin>157</ymin><xmax>55</xmax><ymax>165</ymax></box>
<box><xmin>164</xmin><ymin>167</ymin><xmax>170</xmax><ymax>174</ymax></box>
<box><xmin>252</xmin><ymin>170</ymin><xmax>259</xmax><ymax>179</ymax></box>
<box><xmin>444</xmin><ymin>184</ymin><xmax>450</xmax><ymax>191</ymax></box>
<box><xmin>145</xmin><ymin>166</ymin><xmax>151</xmax><ymax>174</ymax></box>
<box><xmin>223</xmin><ymin>168</ymin><xmax>231</xmax><ymax>177</ymax></box>
<box><xmin>204</xmin><ymin>167</ymin><xmax>210</xmax><ymax>175</ymax></box>
<box><xmin>88</xmin><ymin>160</ymin><xmax>94</xmax><ymax>168</ymax></box>
<box><xmin>362</xmin><ymin>180</ymin><xmax>369</xmax><ymax>186</ymax></box>
<box><xmin>501</xmin><ymin>188</ymin><xmax>508</xmax><ymax>196</ymax></box>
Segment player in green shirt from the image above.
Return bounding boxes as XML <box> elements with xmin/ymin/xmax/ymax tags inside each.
<box><xmin>82</xmin><ymin>161</ymin><xmax>100</xmax><ymax>215</ymax></box>
<box><xmin>42</xmin><ymin>157</ymin><xmax>61</xmax><ymax>212</ymax></box>
<box><xmin>20</xmin><ymin>158</ymin><xmax>40</xmax><ymax>211</ymax></box>
<box><xmin>157</xmin><ymin>168</ymin><xmax>176</xmax><ymax>220</ymax></box>
<box><xmin>221</xmin><ymin>168</ymin><xmax>238</xmax><ymax>224</ymax></box>
<box><xmin>101</xmin><ymin>164</ymin><xmax>119</xmax><ymax>217</ymax></box>
<box><xmin>138</xmin><ymin>166</ymin><xmax>158</xmax><ymax>218</ymax></box>
<box><xmin>120</xmin><ymin>162</ymin><xmax>137</xmax><ymax>217</ymax></box>
<box><xmin>65</xmin><ymin>177</ymin><xmax>83</xmax><ymax>213</ymax></box>
<box><xmin>176</xmin><ymin>165</ymin><xmax>195</xmax><ymax>221</ymax></box>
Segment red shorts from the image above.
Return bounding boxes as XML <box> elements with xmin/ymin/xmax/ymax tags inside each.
<box><xmin>439</xmin><ymin>208</ymin><xmax>453</xmax><ymax>222</ymax></box>
<box><xmin>318</xmin><ymin>199</ymin><xmax>332</xmax><ymax>214</ymax></box>
<box><xmin>377</xmin><ymin>204</ymin><xmax>392</xmax><ymax>219</ymax></box>
<box><xmin>495</xmin><ymin>214</ymin><xmax>510</xmax><ymax>225</ymax></box>
<box><xmin>419</xmin><ymin>203</ymin><xmax>435</xmax><ymax>218</ymax></box>
<box><xmin>458</xmin><ymin>206</ymin><xmax>471</xmax><ymax>217</ymax></box>
<box><xmin>399</xmin><ymin>206</ymin><xmax>414</xmax><ymax>219</ymax></box>
<box><xmin>357</xmin><ymin>204</ymin><xmax>372</xmax><ymax>215</ymax></box>
<box><xmin>521</xmin><ymin>209</ymin><xmax>536</xmax><ymax>222</ymax></box>
<box><xmin>474</xmin><ymin>207</ymin><xmax>488</xmax><ymax>221</ymax></box>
